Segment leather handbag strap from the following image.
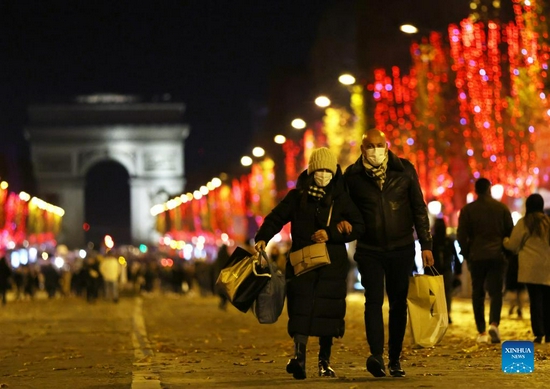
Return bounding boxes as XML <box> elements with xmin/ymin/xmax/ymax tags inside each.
<box><xmin>326</xmin><ymin>202</ymin><xmax>334</xmax><ymax>227</ymax></box>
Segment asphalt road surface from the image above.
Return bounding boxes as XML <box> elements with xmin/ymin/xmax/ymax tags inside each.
<box><xmin>1</xmin><ymin>290</ymin><xmax>549</xmax><ymax>388</ymax></box>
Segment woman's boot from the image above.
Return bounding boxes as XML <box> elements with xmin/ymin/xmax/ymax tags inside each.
<box><xmin>286</xmin><ymin>342</ymin><xmax>306</xmax><ymax>379</ymax></box>
<box><xmin>318</xmin><ymin>336</ymin><xmax>336</xmax><ymax>377</ymax></box>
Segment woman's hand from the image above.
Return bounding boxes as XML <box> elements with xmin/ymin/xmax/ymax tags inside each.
<box><xmin>254</xmin><ymin>240</ymin><xmax>266</xmax><ymax>252</ymax></box>
<box><xmin>337</xmin><ymin>221</ymin><xmax>352</xmax><ymax>235</ymax></box>
<box><xmin>311</xmin><ymin>229</ymin><xmax>329</xmax><ymax>243</ymax></box>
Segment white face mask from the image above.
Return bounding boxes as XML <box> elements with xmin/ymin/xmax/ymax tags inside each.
<box><xmin>365</xmin><ymin>147</ymin><xmax>387</xmax><ymax>166</ymax></box>
<box><xmin>314</xmin><ymin>171</ymin><xmax>333</xmax><ymax>187</ymax></box>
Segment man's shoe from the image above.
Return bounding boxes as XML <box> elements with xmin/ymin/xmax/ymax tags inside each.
<box><xmin>366</xmin><ymin>355</ymin><xmax>386</xmax><ymax>377</ymax></box>
<box><xmin>388</xmin><ymin>360</ymin><xmax>405</xmax><ymax>377</ymax></box>
<box><xmin>318</xmin><ymin>360</ymin><xmax>336</xmax><ymax>377</ymax></box>
<box><xmin>534</xmin><ymin>336</ymin><xmax>543</xmax><ymax>344</ymax></box>
<box><xmin>489</xmin><ymin>324</ymin><xmax>501</xmax><ymax>343</ymax></box>
<box><xmin>476</xmin><ymin>333</ymin><xmax>490</xmax><ymax>343</ymax></box>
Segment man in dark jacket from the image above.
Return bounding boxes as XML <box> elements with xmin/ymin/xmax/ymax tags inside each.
<box><xmin>343</xmin><ymin>129</ymin><xmax>433</xmax><ymax>378</ymax></box>
<box><xmin>457</xmin><ymin>178</ymin><xmax>513</xmax><ymax>344</ymax></box>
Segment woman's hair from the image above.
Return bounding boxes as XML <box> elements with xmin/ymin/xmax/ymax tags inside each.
<box><xmin>523</xmin><ymin>194</ymin><xmax>550</xmax><ymax>240</ymax></box>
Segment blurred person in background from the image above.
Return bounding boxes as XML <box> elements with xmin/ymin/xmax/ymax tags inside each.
<box><xmin>0</xmin><ymin>256</ymin><xmax>12</xmax><ymax>305</ymax></box>
<box><xmin>504</xmin><ymin>252</ymin><xmax>526</xmax><ymax>319</ymax></box>
<box><xmin>100</xmin><ymin>252</ymin><xmax>122</xmax><ymax>303</ymax></box>
<box><xmin>457</xmin><ymin>178</ymin><xmax>514</xmax><ymax>344</ymax></box>
<box><xmin>255</xmin><ymin>147</ymin><xmax>365</xmax><ymax>380</ymax></box>
<box><xmin>84</xmin><ymin>256</ymin><xmax>101</xmax><ymax>303</ymax></box>
<box><xmin>41</xmin><ymin>258</ymin><xmax>60</xmax><ymax>299</ymax></box>
<box><xmin>503</xmin><ymin>193</ymin><xmax>550</xmax><ymax>343</ymax></box>
<box><xmin>426</xmin><ymin>218</ymin><xmax>462</xmax><ymax>324</ymax></box>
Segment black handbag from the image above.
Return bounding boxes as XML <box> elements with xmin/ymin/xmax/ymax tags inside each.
<box><xmin>215</xmin><ymin>247</ymin><xmax>271</xmax><ymax>313</ymax></box>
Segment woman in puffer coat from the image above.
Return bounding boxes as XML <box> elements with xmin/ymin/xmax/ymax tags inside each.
<box><xmin>254</xmin><ymin>147</ymin><xmax>365</xmax><ymax>380</ymax></box>
<box><xmin>503</xmin><ymin>193</ymin><xmax>550</xmax><ymax>343</ymax></box>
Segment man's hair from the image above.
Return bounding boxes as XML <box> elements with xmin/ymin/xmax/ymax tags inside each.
<box><xmin>474</xmin><ymin>178</ymin><xmax>491</xmax><ymax>195</ymax></box>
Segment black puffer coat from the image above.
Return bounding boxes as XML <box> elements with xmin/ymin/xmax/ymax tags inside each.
<box><xmin>255</xmin><ymin>167</ymin><xmax>365</xmax><ymax>338</ymax></box>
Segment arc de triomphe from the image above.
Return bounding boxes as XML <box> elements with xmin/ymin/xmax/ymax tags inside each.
<box><xmin>25</xmin><ymin>96</ymin><xmax>190</xmax><ymax>249</ymax></box>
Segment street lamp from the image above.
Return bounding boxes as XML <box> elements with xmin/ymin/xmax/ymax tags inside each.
<box><xmin>400</xmin><ymin>24</ymin><xmax>419</xmax><ymax>34</ymax></box>
<box><xmin>274</xmin><ymin>135</ymin><xmax>286</xmax><ymax>144</ymax></box>
<box><xmin>241</xmin><ymin>156</ymin><xmax>253</xmax><ymax>166</ymax></box>
<box><xmin>315</xmin><ymin>95</ymin><xmax>331</xmax><ymax>108</ymax></box>
<box><xmin>291</xmin><ymin>118</ymin><xmax>306</xmax><ymax>130</ymax></box>
<box><xmin>338</xmin><ymin>73</ymin><xmax>356</xmax><ymax>86</ymax></box>
<box><xmin>252</xmin><ymin>147</ymin><xmax>265</xmax><ymax>157</ymax></box>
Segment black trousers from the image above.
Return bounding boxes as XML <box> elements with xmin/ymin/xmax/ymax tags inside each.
<box><xmin>525</xmin><ymin>283</ymin><xmax>550</xmax><ymax>338</ymax></box>
<box><xmin>468</xmin><ymin>259</ymin><xmax>506</xmax><ymax>333</ymax></box>
<box><xmin>355</xmin><ymin>245</ymin><xmax>416</xmax><ymax>361</ymax></box>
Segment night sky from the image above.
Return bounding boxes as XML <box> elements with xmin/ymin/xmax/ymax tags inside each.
<box><xmin>0</xmin><ymin>0</ymin><xmax>340</xmax><ymax>192</ymax></box>
<box><xmin>1</xmin><ymin>0</ymin><xmax>482</xmax><ymax>245</ymax></box>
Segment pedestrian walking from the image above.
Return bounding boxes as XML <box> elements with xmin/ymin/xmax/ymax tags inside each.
<box><xmin>84</xmin><ymin>256</ymin><xmax>101</xmax><ymax>303</ymax></box>
<box><xmin>0</xmin><ymin>256</ymin><xmax>12</xmax><ymax>305</ymax></box>
<box><xmin>343</xmin><ymin>129</ymin><xmax>434</xmax><ymax>378</ymax></box>
<box><xmin>99</xmin><ymin>252</ymin><xmax>122</xmax><ymax>303</ymax></box>
<box><xmin>457</xmin><ymin>178</ymin><xmax>514</xmax><ymax>344</ymax></box>
<box><xmin>254</xmin><ymin>147</ymin><xmax>365</xmax><ymax>380</ymax></box>
<box><xmin>426</xmin><ymin>217</ymin><xmax>462</xmax><ymax>324</ymax></box>
<box><xmin>41</xmin><ymin>260</ymin><xmax>60</xmax><ymax>299</ymax></box>
<box><xmin>503</xmin><ymin>193</ymin><xmax>550</xmax><ymax>343</ymax></box>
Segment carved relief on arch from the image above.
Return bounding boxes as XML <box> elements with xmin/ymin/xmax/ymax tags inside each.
<box><xmin>78</xmin><ymin>149</ymin><xmax>137</xmax><ymax>177</ymax></box>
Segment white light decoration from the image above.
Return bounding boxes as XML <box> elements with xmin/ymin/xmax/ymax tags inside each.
<box><xmin>466</xmin><ymin>192</ymin><xmax>475</xmax><ymax>203</ymax></box>
<box><xmin>400</xmin><ymin>24</ymin><xmax>419</xmax><ymax>34</ymax></box>
<box><xmin>211</xmin><ymin>177</ymin><xmax>222</xmax><ymax>187</ymax></box>
<box><xmin>54</xmin><ymin>256</ymin><xmax>65</xmax><ymax>269</ymax></box>
<box><xmin>241</xmin><ymin>156</ymin><xmax>253</xmax><ymax>166</ymax></box>
<box><xmin>491</xmin><ymin>184</ymin><xmax>504</xmax><ymax>201</ymax></box>
<box><xmin>338</xmin><ymin>74</ymin><xmax>356</xmax><ymax>85</ymax></box>
<box><xmin>274</xmin><ymin>135</ymin><xmax>286</xmax><ymax>144</ymax></box>
<box><xmin>252</xmin><ymin>147</ymin><xmax>265</xmax><ymax>157</ymax></box>
<box><xmin>291</xmin><ymin>118</ymin><xmax>306</xmax><ymax>129</ymax></box>
<box><xmin>427</xmin><ymin>201</ymin><xmax>442</xmax><ymax>215</ymax></box>
<box><xmin>79</xmin><ymin>249</ymin><xmax>87</xmax><ymax>258</ymax></box>
<box><xmin>314</xmin><ymin>95</ymin><xmax>331</xmax><ymax>107</ymax></box>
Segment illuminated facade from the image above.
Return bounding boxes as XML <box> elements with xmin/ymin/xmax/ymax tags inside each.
<box><xmin>26</xmin><ymin>97</ymin><xmax>189</xmax><ymax>248</ymax></box>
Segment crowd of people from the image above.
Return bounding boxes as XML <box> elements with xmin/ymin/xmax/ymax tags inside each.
<box><xmin>0</xmin><ymin>250</ymin><xmax>221</xmax><ymax>304</ymax></box>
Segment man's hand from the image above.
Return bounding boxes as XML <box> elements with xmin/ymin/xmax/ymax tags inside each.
<box><xmin>337</xmin><ymin>221</ymin><xmax>353</xmax><ymax>235</ymax></box>
<box><xmin>422</xmin><ymin>250</ymin><xmax>434</xmax><ymax>267</ymax></box>
<box><xmin>254</xmin><ymin>240</ymin><xmax>266</xmax><ymax>253</ymax></box>
<box><xmin>311</xmin><ymin>229</ymin><xmax>329</xmax><ymax>243</ymax></box>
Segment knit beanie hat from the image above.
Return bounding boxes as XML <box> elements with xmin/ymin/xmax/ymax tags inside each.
<box><xmin>307</xmin><ymin>147</ymin><xmax>337</xmax><ymax>175</ymax></box>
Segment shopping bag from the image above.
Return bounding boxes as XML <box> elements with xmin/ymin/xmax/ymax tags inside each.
<box><xmin>407</xmin><ymin>271</ymin><xmax>449</xmax><ymax>348</ymax></box>
<box><xmin>252</xmin><ymin>258</ymin><xmax>286</xmax><ymax>324</ymax></box>
<box><xmin>289</xmin><ymin>243</ymin><xmax>331</xmax><ymax>276</ymax></box>
<box><xmin>215</xmin><ymin>247</ymin><xmax>271</xmax><ymax>313</ymax></box>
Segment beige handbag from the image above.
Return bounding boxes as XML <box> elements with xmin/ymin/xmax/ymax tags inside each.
<box><xmin>289</xmin><ymin>202</ymin><xmax>333</xmax><ymax>276</ymax></box>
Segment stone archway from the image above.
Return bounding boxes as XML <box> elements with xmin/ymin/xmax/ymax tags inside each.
<box><xmin>25</xmin><ymin>97</ymin><xmax>190</xmax><ymax>249</ymax></box>
<box><xmin>85</xmin><ymin>160</ymin><xmax>131</xmax><ymax>246</ymax></box>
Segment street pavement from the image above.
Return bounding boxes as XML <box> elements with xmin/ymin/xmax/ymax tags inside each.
<box><xmin>1</xmin><ymin>289</ymin><xmax>549</xmax><ymax>389</ymax></box>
